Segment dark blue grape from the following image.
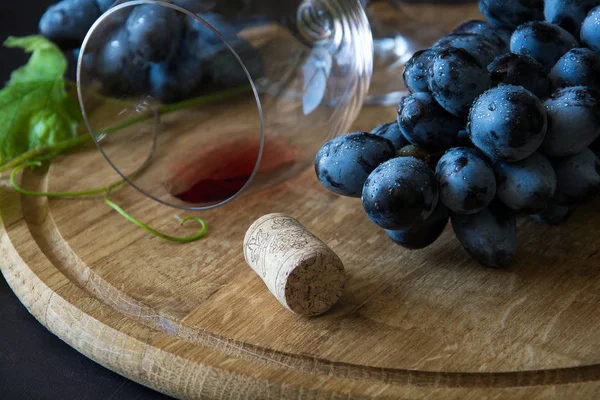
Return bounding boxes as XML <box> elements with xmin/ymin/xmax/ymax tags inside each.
<box><xmin>549</xmin><ymin>48</ymin><xmax>600</xmax><ymax>92</ymax></box>
<box><xmin>187</xmin><ymin>13</ymin><xmax>263</xmax><ymax>85</ymax></box>
<box><xmin>434</xmin><ymin>33</ymin><xmax>499</xmax><ymax>68</ymax></box>
<box><xmin>96</xmin><ymin>0</ymin><xmax>116</xmax><ymax>13</ymax></box>
<box><xmin>552</xmin><ymin>148</ymin><xmax>600</xmax><ymax>206</ymax></box>
<box><xmin>96</xmin><ymin>28</ymin><xmax>150</xmax><ymax>95</ymax></box>
<box><xmin>186</xmin><ymin>12</ymin><xmax>238</xmax><ymax>46</ymax></box>
<box><xmin>488</xmin><ymin>53</ymin><xmax>549</xmax><ymax>98</ymax></box>
<box><xmin>545</xmin><ymin>0</ymin><xmax>598</xmax><ymax>37</ymax></box>
<box><xmin>427</xmin><ymin>47</ymin><xmax>491</xmax><ymax>117</ymax></box>
<box><xmin>362</xmin><ymin>157</ymin><xmax>438</xmax><ymax>230</ymax></box>
<box><xmin>479</xmin><ymin>0</ymin><xmax>544</xmax><ymax>29</ymax></box>
<box><xmin>149</xmin><ymin>57</ymin><xmax>205</xmax><ymax>104</ymax></box>
<box><xmin>403</xmin><ymin>49</ymin><xmax>437</xmax><ymax>94</ymax></box>
<box><xmin>436</xmin><ymin>147</ymin><xmax>496</xmax><ymax>214</ymax></box>
<box><xmin>510</xmin><ymin>22</ymin><xmax>579</xmax><ymax>72</ymax></box>
<box><xmin>370</xmin><ymin>122</ymin><xmax>408</xmax><ymax>151</ymax></box>
<box><xmin>97</xmin><ymin>2</ymin><xmax>131</xmax><ymax>30</ymax></box>
<box><xmin>315</xmin><ymin>132</ymin><xmax>395</xmax><ymax>198</ymax></box>
<box><xmin>397</xmin><ymin>93</ymin><xmax>462</xmax><ymax>148</ymax></box>
<box><xmin>455</xmin><ymin>129</ymin><xmax>472</xmax><ymax>147</ymax></box>
<box><xmin>581</xmin><ymin>6</ymin><xmax>600</xmax><ymax>54</ymax></box>
<box><xmin>73</xmin><ymin>47</ymin><xmax>96</xmax><ymax>76</ymax></box>
<box><xmin>207</xmin><ymin>41</ymin><xmax>263</xmax><ymax>85</ymax></box>
<box><xmin>451</xmin><ymin>201</ymin><xmax>517</xmax><ymax>268</ymax></box>
<box><xmin>493</xmin><ymin>152</ymin><xmax>557</xmax><ymax>212</ymax></box>
<box><xmin>150</xmin><ymin>63</ymin><xmax>183</xmax><ymax>104</ymax></box>
<box><xmin>531</xmin><ymin>201</ymin><xmax>573</xmax><ymax>225</ymax></box>
<box><xmin>385</xmin><ymin>202</ymin><xmax>449</xmax><ymax>250</ymax></box>
<box><xmin>97</xmin><ymin>0</ymin><xmax>216</xmax><ymax>19</ymax></box>
<box><xmin>469</xmin><ymin>85</ymin><xmax>547</xmax><ymax>162</ymax></box>
<box><xmin>149</xmin><ymin>14</ymin><xmax>212</xmax><ymax>103</ymax></box>
<box><xmin>173</xmin><ymin>0</ymin><xmax>216</xmax><ymax>13</ymax></box>
<box><xmin>494</xmin><ymin>28</ymin><xmax>514</xmax><ymax>49</ymax></box>
<box><xmin>541</xmin><ymin>86</ymin><xmax>600</xmax><ymax>156</ymax></box>
<box><xmin>39</xmin><ymin>0</ymin><xmax>101</xmax><ymax>45</ymax></box>
<box><xmin>452</xmin><ymin>20</ymin><xmax>509</xmax><ymax>53</ymax></box>
<box><xmin>126</xmin><ymin>4</ymin><xmax>183</xmax><ymax>63</ymax></box>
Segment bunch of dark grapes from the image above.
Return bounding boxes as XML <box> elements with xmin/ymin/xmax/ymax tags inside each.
<box><xmin>315</xmin><ymin>0</ymin><xmax>600</xmax><ymax>268</ymax></box>
<box><xmin>38</xmin><ymin>0</ymin><xmax>263</xmax><ymax>103</ymax></box>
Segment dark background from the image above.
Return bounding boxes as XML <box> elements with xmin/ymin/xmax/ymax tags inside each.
<box><xmin>0</xmin><ymin>1</ymin><xmax>170</xmax><ymax>399</ymax></box>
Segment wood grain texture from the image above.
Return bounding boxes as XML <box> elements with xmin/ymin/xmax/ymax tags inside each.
<box><xmin>2</xmin><ymin>3</ymin><xmax>600</xmax><ymax>399</ymax></box>
<box><xmin>2</xmin><ymin>103</ymin><xmax>600</xmax><ymax>399</ymax></box>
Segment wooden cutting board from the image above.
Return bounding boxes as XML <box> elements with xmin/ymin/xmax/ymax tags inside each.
<box><xmin>2</xmin><ymin>3</ymin><xmax>600</xmax><ymax>399</ymax></box>
<box><xmin>2</xmin><ymin>102</ymin><xmax>600</xmax><ymax>399</ymax></box>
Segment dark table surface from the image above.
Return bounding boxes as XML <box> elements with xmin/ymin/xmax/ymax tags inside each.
<box><xmin>0</xmin><ymin>1</ymin><xmax>170</xmax><ymax>399</ymax></box>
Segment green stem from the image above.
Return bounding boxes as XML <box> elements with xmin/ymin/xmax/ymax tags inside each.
<box><xmin>10</xmin><ymin>161</ymin><xmax>126</xmax><ymax>197</ymax></box>
<box><xmin>65</xmin><ymin>79</ymin><xmax>147</xmax><ymax>108</ymax></box>
<box><xmin>0</xmin><ymin>147</ymin><xmax>47</xmax><ymax>173</ymax></box>
<box><xmin>0</xmin><ymin>84</ymin><xmax>252</xmax><ymax>173</ymax></box>
<box><xmin>10</xmin><ymin>161</ymin><xmax>207</xmax><ymax>243</ymax></box>
<box><xmin>104</xmin><ymin>197</ymin><xmax>207</xmax><ymax>243</ymax></box>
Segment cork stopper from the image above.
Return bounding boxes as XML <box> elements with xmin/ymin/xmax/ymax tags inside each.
<box><xmin>243</xmin><ymin>213</ymin><xmax>346</xmax><ymax>316</ymax></box>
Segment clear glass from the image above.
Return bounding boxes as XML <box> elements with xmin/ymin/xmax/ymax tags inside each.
<box><xmin>364</xmin><ymin>0</ymin><xmax>473</xmax><ymax>106</ymax></box>
<box><xmin>77</xmin><ymin>0</ymin><xmax>372</xmax><ymax>210</ymax></box>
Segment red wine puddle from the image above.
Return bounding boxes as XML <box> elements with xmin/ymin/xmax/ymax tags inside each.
<box><xmin>166</xmin><ymin>136</ymin><xmax>299</xmax><ymax>204</ymax></box>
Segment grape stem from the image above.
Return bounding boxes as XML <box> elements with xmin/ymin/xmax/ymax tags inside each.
<box><xmin>10</xmin><ymin>161</ymin><xmax>126</xmax><ymax>197</ymax></box>
<box><xmin>104</xmin><ymin>197</ymin><xmax>207</xmax><ymax>243</ymax></box>
<box><xmin>398</xmin><ymin>145</ymin><xmax>446</xmax><ymax>163</ymax></box>
<box><xmin>10</xmin><ymin>161</ymin><xmax>208</xmax><ymax>243</ymax></box>
<box><xmin>64</xmin><ymin>79</ymin><xmax>132</xmax><ymax>108</ymax></box>
<box><xmin>3</xmin><ymin>84</ymin><xmax>231</xmax><ymax>243</ymax></box>
<box><xmin>0</xmin><ymin>84</ymin><xmax>252</xmax><ymax>173</ymax></box>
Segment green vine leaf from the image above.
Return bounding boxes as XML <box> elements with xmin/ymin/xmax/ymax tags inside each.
<box><xmin>0</xmin><ymin>36</ymin><xmax>251</xmax><ymax>243</ymax></box>
<box><xmin>4</xmin><ymin>36</ymin><xmax>67</xmax><ymax>81</ymax></box>
<box><xmin>0</xmin><ymin>35</ymin><xmax>81</xmax><ymax>165</ymax></box>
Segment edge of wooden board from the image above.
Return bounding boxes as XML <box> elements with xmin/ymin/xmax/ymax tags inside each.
<box><xmin>1</xmin><ymin>170</ymin><xmax>600</xmax><ymax>399</ymax></box>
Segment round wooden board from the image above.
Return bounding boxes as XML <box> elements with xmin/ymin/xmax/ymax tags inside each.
<box><xmin>3</xmin><ymin>3</ymin><xmax>600</xmax><ymax>398</ymax></box>
<box><xmin>1</xmin><ymin>102</ymin><xmax>600</xmax><ymax>400</ymax></box>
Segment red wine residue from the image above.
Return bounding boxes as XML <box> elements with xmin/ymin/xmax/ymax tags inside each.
<box><xmin>167</xmin><ymin>136</ymin><xmax>299</xmax><ymax>204</ymax></box>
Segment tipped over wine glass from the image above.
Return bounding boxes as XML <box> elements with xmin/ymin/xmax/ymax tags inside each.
<box><xmin>77</xmin><ymin>0</ymin><xmax>373</xmax><ymax>210</ymax></box>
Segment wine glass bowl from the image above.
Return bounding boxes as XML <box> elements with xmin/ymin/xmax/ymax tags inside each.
<box><xmin>77</xmin><ymin>0</ymin><xmax>372</xmax><ymax>210</ymax></box>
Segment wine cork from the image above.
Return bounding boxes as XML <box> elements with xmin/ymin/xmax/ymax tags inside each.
<box><xmin>243</xmin><ymin>213</ymin><xmax>346</xmax><ymax>316</ymax></box>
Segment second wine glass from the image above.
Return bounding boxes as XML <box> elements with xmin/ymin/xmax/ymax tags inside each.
<box><xmin>363</xmin><ymin>0</ymin><xmax>475</xmax><ymax>106</ymax></box>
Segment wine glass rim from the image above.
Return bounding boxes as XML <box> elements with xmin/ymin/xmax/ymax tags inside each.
<box><xmin>77</xmin><ymin>0</ymin><xmax>266</xmax><ymax>211</ymax></box>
